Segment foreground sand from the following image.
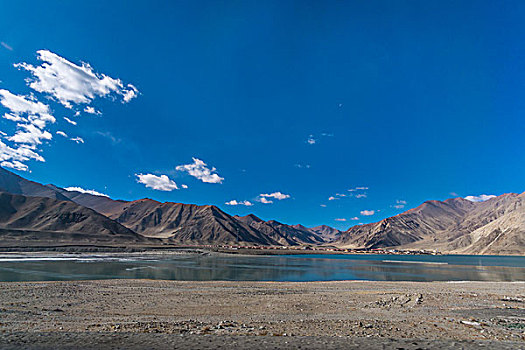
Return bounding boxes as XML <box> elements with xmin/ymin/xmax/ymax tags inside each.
<box><xmin>0</xmin><ymin>280</ymin><xmax>523</xmax><ymax>349</ymax></box>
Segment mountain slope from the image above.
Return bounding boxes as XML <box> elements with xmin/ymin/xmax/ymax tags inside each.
<box><xmin>0</xmin><ymin>191</ymin><xmax>145</xmax><ymax>244</ymax></box>
<box><xmin>335</xmin><ymin>194</ymin><xmax>525</xmax><ymax>255</ymax></box>
<box><xmin>309</xmin><ymin>225</ymin><xmax>341</xmax><ymax>242</ymax></box>
<box><xmin>0</xmin><ymin>167</ymin><xmax>70</xmax><ymax>201</ymax></box>
<box><xmin>101</xmin><ymin>198</ymin><xmax>282</xmax><ymax>245</ymax></box>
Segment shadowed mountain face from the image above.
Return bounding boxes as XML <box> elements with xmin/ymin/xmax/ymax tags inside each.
<box><xmin>336</xmin><ymin>195</ymin><xmax>525</xmax><ymax>255</ymax></box>
<box><xmin>0</xmin><ymin>191</ymin><xmax>144</xmax><ymax>244</ymax></box>
<box><xmin>308</xmin><ymin>225</ymin><xmax>342</xmax><ymax>243</ymax></box>
<box><xmin>0</xmin><ymin>167</ymin><xmax>70</xmax><ymax>201</ymax></box>
<box><xmin>235</xmin><ymin>216</ymin><xmax>325</xmax><ymax>245</ymax></box>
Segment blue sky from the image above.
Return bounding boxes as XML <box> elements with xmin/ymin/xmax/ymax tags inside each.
<box><xmin>1</xmin><ymin>1</ymin><xmax>524</xmax><ymax>230</ymax></box>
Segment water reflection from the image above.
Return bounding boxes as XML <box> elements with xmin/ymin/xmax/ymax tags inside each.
<box><xmin>0</xmin><ymin>254</ymin><xmax>523</xmax><ymax>282</ymax></box>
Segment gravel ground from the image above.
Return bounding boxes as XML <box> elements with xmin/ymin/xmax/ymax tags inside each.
<box><xmin>0</xmin><ymin>280</ymin><xmax>523</xmax><ymax>349</ymax></box>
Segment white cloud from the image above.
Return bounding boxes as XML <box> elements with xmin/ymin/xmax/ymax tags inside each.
<box><xmin>0</xmin><ymin>140</ymin><xmax>44</xmax><ymax>171</ymax></box>
<box><xmin>355</xmin><ymin>193</ymin><xmax>367</xmax><ymax>198</ymax></box>
<box><xmin>64</xmin><ymin>186</ymin><xmax>108</xmax><ymax>197</ymax></box>
<box><xmin>56</xmin><ymin>131</ymin><xmax>68</xmax><ymax>137</ymax></box>
<box><xmin>350</xmin><ymin>217</ymin><xmax>359</xmax><ymax>220</ymax></box>
<box><xmin>320</xmin><ymin>204</ymin><xmax>327</xmax><ymax>207</ymax></box>
<box><xmin>225</xmin><ymin>200</ymin><xmax>253</xmax><ymax>206</ymax></box>
<box><xmin>258</xmin><ymin>197</ymin><xmax>273</xmax><ymax>204</ymax></box>
<box><xmin>181</xmin><ymin>184</ymin><xmax>188</xmax><ymax>189</ymax></box>
<box><xmin>0</xmin><ymin>89</ymin><xmax>55</xmax><ymax>169</ymax></box>
<box><xmin>136</xmin><ymin>173</ymin><xmax>178</xmax><ymax>191</ymax></box>
<box><xmin>260</xmin><ymin>192</ymin><xmax>290</xmax><ymax>200</ymax></box>
<box><xmin>122</xmin><ymin>84</ymin><xmax>139</xmax><ymax>102</ymax></box>
<box><xmin>2</xmin><ymin>113</ymin><xmax>25</xmax><ymax>122</ymax></box>
<box><xmin>306</xmin><ymin>135</ymin><xmax>316</xmax><ymax>145</ymax></box>
<box><xmin>63</xmin><ymin>117</ymin><xmax>77</xmax><ymax>125</ymax></box>
<box><xmin>1</xmin><ymin>160</ymin><xmax>28</xmax><ymax>171</ymax></box>
<box><xmin>176</xmin><ymin>158</ymin><xmax>224</xmax><ymax>184</ymax></box>
<box><xmin>335</xmin><ymin>218</ymin><xmax>346</xmax><ymax>222</ymax></box>
<box><xmin>9</xmin><ymin>123</ymin><xmax>52</xmax><ymax>147</ymax></box>
<box><xmin>15</xmin><ymin>49</ymin><xmax>139</xmax><ymax>109</ymax></box>
<box><xmin>360</xmin><ymin>210</ymin><xmax>375</xmax><ymax>216</ymax></box>
<box><xmin>0</xmin><ymin>89</ymin><xmax>54</xmax><ymax>123</ymax></box>
<box><xmin>70</xmin><ymin>137</ymin><xmax>84</xmax><ymax>144</ymax></box>
<box><xmin>464</xmin><ymin>194</ymin><xmax>496</xmax><ymax>202</ymax></box>
<box><xmin>83</xmin><ymin>106</ymin><xmax>100</xmax><ymax>115</ymax></box>
<box><xmin>328</xmin><ymin>196</ymin><xmax>338</xmax><ymax>201</ymax></box>
<box><xmin>336</xmin><ymin>193</ymin><xmax>346</xmax><ymax>197</ymax></box>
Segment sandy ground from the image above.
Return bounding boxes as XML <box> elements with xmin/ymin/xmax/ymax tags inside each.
<box><xmin>0</xmin><ymin>280</ymin><xmax>524</xmax><ymax>349</ymax></box>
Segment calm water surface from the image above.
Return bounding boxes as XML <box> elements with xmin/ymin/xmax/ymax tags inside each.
<box><xmin>0</xmin><ymin>253</ymin><xmax>523</xmax><ymax>282</ymax></box>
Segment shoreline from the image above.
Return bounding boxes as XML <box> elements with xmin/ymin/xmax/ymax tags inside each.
<box><xmin>0</xmin><ymin>244</ymin><xmax>522</xmax><ymax>257</ymax></box>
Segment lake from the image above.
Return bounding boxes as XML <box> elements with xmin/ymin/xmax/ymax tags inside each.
<box><xmin>0</xmin><ymin>253</ymin><xmax>524</xmax><ymax>282</ymax></box>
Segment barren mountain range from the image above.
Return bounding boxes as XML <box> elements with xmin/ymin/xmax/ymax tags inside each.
<box><xmin>0</xmin><ymin>167</ymin><xmax>522</xmax><ymax>255</ymax></box>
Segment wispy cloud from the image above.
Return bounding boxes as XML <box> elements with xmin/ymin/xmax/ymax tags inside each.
<box><xmin>464</xmin><ymin>194</ymin><xmax>496</xmax><ymax>202</ymax></box>
<box><xmin>306</xmin><ymin>135</ymin><xmax>316</xmax><ymax>145</ymax></box>
<box><xmin>349</xmin><ymin>186</ymin><xmax>369</xmax><ymax>192</ymax></box>
<box><xmin>64</xmin><ymin>186</ymin><xmax>108</xmax><ymax>197</ymax></box>
<box><xmin>136</xmin><ymin>173</ymin><xmax>178</xmax><ymax>191</ymax></box>
<box><xmin>225</xmin><ymin>200</ymin><xmax>253</xmax><ymax>206</ymax></box>
<box><xmin>15</xmin><ymin>50</ymin><xmax>139</xmax><ymax>110</ymax></box>
<box><xmin>360</xmin><ymin>210</ymin><xmax>375</xmax><ymax>216</ymax></box>
<box><xmin>335</xmin><ymin>218</ymin><xmax>346</xmax><ymax>222</ymax></box>
<box><xmin>392</xmin><ymin>199</ymin><xmax>407</xmax><ymax>209</ymax></box>
<box><xmin>1</xmin><ymin>42</ymin><xmax>13</xmax><ymax>51</ymax></box>
<box><xmin>63</xmin><ymin>117</ymin><xmax>77</xmax><ymax>125</ymax></box>
<box><xmin>328</xmin><ymin>196</ymin><xmax>338</xmax><ymax>201</ymax></box>
<box><xmin>70</xmin><ymin>136</ymin><xmax>84</xmax><ymax>144</ymax></box>
<box><xmin>96</xmin><ymin>131</ymin><xmax>121</xmax><ymax>144</ymax></box>
<box><xmin>294</xmin><ymin>163</ymin><xmax>311</xmax><ymax>169</ymax></box>
<box><xmin>56</xmin><ymin>131</ymin><xmax>68</xmax><ymax>138</ymax></box>
<box><xmin>176</xmin><ymin>157</ymin><xmax>224</xmax><ymax>184</ymax></box>
<box><xmin>350</xmin><ymin>217</ymin><xmax>359</xmax><ymax>220</ymax></box>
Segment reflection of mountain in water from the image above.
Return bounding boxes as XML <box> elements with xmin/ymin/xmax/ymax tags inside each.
<box><xmin>0</xmin><ymin>255</ymin><xmax>523</xmax><ymax>282</ymax></box>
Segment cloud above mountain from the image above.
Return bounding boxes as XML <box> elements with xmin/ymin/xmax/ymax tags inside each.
<box><xmin>176</xmin><ymin>158</ymin><xmax>224</xmax><ymax>184</ymax></box>
<box><xmin>64</xmin><ymin>186</ymin><xmax>108</xmax><ymax>197</ymax></box>
<box><xmin>136</xmin><ymin>173</ymin><xmax>178</xmax><ymax>191</ymax></box>
<box><xmin>464</xmin><ymin>194</ymin><xmax>496</xmax><ymax>202</ymax></box>
<box><xmin>225</xmin><ymin>200</ymin><xmax>253</xmax><ymax>206</ymax></box>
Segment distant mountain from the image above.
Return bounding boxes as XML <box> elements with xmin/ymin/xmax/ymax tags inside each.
<box><xmin>0</xmin><ymin>191</ymin><xmax>144</xmax><ymax>245</ymax></box>
<box><xmin>236</xmin><ymin>216</ymin><xmax>325</xmax><ymax>245</ymax></box>
<box><xmin>308</xmin><ymin>225</ymin><xmax>342</xmax><ymax>242</ymax></box>
<box><xmin>335</xmin><ymin>194</ymin><xmax>525</xmax><ymax>255</ymax></box>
